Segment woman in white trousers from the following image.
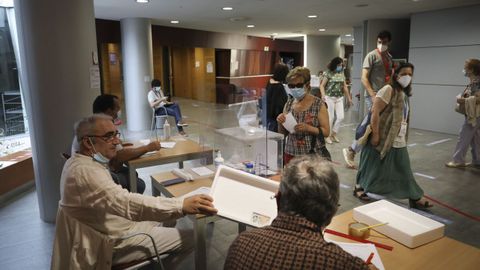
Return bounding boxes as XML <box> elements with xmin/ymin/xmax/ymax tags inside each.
<box><xmin>320</xmin><ymin>57</ymin><xmax>353</xmax><ymax>144</ymax></box>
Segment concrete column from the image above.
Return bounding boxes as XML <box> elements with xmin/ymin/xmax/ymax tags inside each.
<box><xmin>304</xmin><ymin>35</ymin><xmax>341</xmax><ymax>75</ymax></box>
<box><xmin>120</xmin><ymin>18</ymin><xmax>153</xmax><ymax>131</ymax></box>
<box><xmin>14</xmin><ymin>0</ymin><xmax>99</xmax><ymax>222</ymax></box>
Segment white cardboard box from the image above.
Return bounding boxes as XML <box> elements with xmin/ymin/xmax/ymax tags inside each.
<box><xmin>210</xmin><ymin>165</ymin><xmax>279</xmax><ymax>227</ymax></box>
<box><xmin>353</xmin><ymin>200</ymin><xmax>445</xmax><ymax>248</ymax></box>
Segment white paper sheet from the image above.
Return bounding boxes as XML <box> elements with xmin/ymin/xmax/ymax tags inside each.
<box><xmin>161</xmin><ymin>142</ymin><xmax>176</xmax><ymax>148</ymax></box>
<box><xmin>180</xmin><ymin>187</ymin><xmax>211</xmax><ymax>199</ymax></box>
<box><xmin>191</xmin><ymin>166</ymin><xmax>214</xmax><ymax>176</ymax></box>
<box><xmin>326</xmin><ymin>240</ymin><xmax>384</xmax><ymax>270</ymax></box>
<box><xmin>282</xmin><ymin>112</ymin><xmax>297</xmax><ymax>133</ymax></box>
<box><xmin>140</xmin><ymin>139</ymin><xmax>150</xmax><ymax>145</ymax></box>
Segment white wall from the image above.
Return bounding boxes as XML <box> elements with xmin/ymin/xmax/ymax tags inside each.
<box><xmin>409</xmin><ymin>5</ymin><xmax>480</xmax><ymax>134</ymax></box>
<box><xmin>305</xmin><ymin>35</ymin><xmax>340</xmax><ymax>74</ymax></box>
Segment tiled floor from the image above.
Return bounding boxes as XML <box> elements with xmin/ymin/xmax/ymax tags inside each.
<box><xmin>0</xmin><ymin>97</ymin><xmax>479</xmax><ymax>270</ymax></box>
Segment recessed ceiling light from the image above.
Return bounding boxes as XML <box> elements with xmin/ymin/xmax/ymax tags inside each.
<box><xmin>247</xmin><ymin>25</ymin><xmax>255</xmax><ymax>28</ymax></box>
<box><xmin>135</xmin><ymin>0</ymin><xmax>149</xmax><ymax>3</ymax></box>
<box><xmin>345</xmin><ymin>34</ymin><xmax>352</xmax><ymax>37</ymax></box>
<box><xmin>307</xmin><ymin>15</ymin><xmax>318</xmax><ymax>18</ymax></box>
<box><xmin>318</xmin><ymin>28</ymin><xmax>326</xmax><ymax>32</ymax></box>
<box><xmin>222</xmin><ymin>7</ymin><xmax>233</xmax><ymax>11</ymax></box>
<box><xmin>170</xmin><ymin>20</ymin><xmax>179</xmax><ymax>24</ymax></box>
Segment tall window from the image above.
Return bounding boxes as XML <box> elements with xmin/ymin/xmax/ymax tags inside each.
<box><xmin>0</xmin><ymin>2</ymin><xmax>30</xmax><ymax>157</ymax></box>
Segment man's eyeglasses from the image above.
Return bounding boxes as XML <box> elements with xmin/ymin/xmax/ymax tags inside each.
<box><xmin>86</xmin><ymin>131</ymin><xmax>121</xmax><ymax>142</ymax></box>
<box><xmin>287</xmin><ymin>82</ymin><xmax>305</xmax><ymax>89</ymax></box>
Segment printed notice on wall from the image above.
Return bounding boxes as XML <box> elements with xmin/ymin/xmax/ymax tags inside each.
<box><xmin>90</xmin><ymin>66</ymin><xmax>101</xmax><ymax>89</ymax></box>
<box><xmin>206</xmin><ymin>61</ymin><xmax>213</xmax><ymax>73</ymax></box>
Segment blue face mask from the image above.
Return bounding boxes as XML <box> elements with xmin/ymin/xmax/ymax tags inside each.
<box><xmin>290</xmin><ymin>87</ymin><xmax>306</xmax><ymax>100</ymax></box>
<box><xmin>336</xmin><ymin>66</ymin><xmax>343</xmax><ymax>72</ymax></box>
<box><xmin>88</xmin><ymin>137</ymin><xmax>110</xmax><ymax>165</ymax></box>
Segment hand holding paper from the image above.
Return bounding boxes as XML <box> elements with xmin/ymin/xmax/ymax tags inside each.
<box><xmin>282</xmin><ymin>112</ymin><xmax>297</xmax><ymax>134</ymax></box>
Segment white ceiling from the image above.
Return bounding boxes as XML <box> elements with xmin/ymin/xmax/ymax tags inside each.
<box><xmin>94</xmin><ymin>0</ymin><xmax>478</xmax><ymax>44</ymax></box>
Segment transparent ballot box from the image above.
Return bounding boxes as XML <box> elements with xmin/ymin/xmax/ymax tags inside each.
<box><xmin>214</xmin><ymin>126</ymin><xmax>284</xmax><ymax>174</ymax></box>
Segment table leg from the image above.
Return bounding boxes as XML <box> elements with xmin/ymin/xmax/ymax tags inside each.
<box><xmin>151</xmin><ymin>177</ymin><xmax>160</xmax><ymax>197</ymax></box>
<box><xmin>194</xmin><ymin>217</ymin><xmax>207</xmax><ymax>270</ymax></box>
<box><xmin>238</xmin><ymin>223</ymin><xmax>247</xmax><ymax>233</ymax></box>
<box><xmin>129</xmin><ymin>166</ymin><xmax>137</xmax><ymax>193</ymax></box>
<box><xmin>179</xmin><ymin>161</ymin><xmax>184</xmax><ymax>169</ymax></box>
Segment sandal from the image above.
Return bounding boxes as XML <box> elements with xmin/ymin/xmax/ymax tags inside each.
<box><xmin>353</xmin><ymin>186</ymin><xmax>371</xmax><ymax>201</ymax></box>
<box><xmin>409</xmin><ymin>199</ymin><xmax>433</xmax><ymax>209</ymax></box>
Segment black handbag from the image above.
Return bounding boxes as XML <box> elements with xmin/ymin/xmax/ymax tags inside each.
<box><xmin>309</xmin><ymin>130</ymin><xmax>332</xmax><ymax>161</ymax></box>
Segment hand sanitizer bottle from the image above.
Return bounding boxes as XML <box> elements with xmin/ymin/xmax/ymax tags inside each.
<box><xmin>163</xmin><ymin>119</ymin><xmax>171</xmax><ymax>140</ymax></box>
<box><xmin>214</xmin><ymin>150</ymin><xmax>224</xmax><ymax>169</ymax></box>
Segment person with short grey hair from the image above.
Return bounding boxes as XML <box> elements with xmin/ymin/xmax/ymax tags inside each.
<box><xmin>225</xmin><ymin>155</ymin><xmax>375</xmax><ymax>270</ymax></box>
<box><xmin>278</xmin><ymin>155</ymin><xmax>339</xmax><ymax>228</ymax></box>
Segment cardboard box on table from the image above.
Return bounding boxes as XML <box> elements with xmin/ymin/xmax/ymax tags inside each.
<box><xmin>353</xmin><ymin>200</ymin><xmax>445</xmax><ymax>248</ymax></box>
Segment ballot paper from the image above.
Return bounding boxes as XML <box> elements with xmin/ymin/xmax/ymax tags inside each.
<box><xmin>180</xmin><ymin>187</ymin><xmax>211</xmax><ymax>199</ymax></box>
<box><xmin>326</xmin><ymin>240</ymin><xmax>384</xmax><ymax>270</ymax></box>
<box><xmin>282</xmin><ymin>112</ymin><xmax>297</xmax><ymax>133</ymax></box>
<box><xmin>161</xmin><ymin>142</ymin><xmax>176</xmax><ymax>148</ymax></box>
<box><xmin>191</xmin><ymin>166</ymin><xmax>214</xmax><ymax>177</ymax></box>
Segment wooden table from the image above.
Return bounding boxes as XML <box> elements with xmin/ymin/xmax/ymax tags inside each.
<box><xmin>326</xmin><ymin>210</ymin><xmax>480</xmax><ymax>270</ymax></box>
<box><xmin>152</xmin><ymin>171</ymin><xmax>480</xmax><ymax>270</ymax></box>
<box><xmin>127</xmin><ymin>139</ymin><xmax>213</xmax><ymax>192</ymax></box>
<box><xmin>0</xmin><ymin>150</ymin><xmax>34</xmax><ymax>196</ymax></box>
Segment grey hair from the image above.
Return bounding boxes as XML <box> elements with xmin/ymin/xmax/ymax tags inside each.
<box><xmin>278</xmin><ymin>155</ymin><xmax>339</xmax><ymax>228</ymax></box>
<box><xmin>74</xmin><ymin>113</ymin><xmax>113</xmax><ymax>144</ymax></box>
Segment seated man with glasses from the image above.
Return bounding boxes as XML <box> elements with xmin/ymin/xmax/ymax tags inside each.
<box><xmin>71</xmin><ymin>94</ymin><xmax>161</xmax><ymax>194</ymax></box>
<box><xmin>52</xmin><ymin>114</ymin><xmax>218</xmax><ymax>269</ymax></box>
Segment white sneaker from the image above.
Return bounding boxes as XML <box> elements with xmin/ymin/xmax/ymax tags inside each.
<box><xmin>331</xmin><ymin>135</ymin><xmax>340</xmax><ymax>143</ymax></box>
<box><xmin>325</xmin><ymin>137</ymin><xmax>333</xmax><ymax>144</ymax></box>
<box><xmin>445</xmin><ymin>161</ymin><xmax>470</xmax><ymax>168</ymax></box>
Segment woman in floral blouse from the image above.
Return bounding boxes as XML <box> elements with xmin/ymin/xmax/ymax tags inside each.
<box><xmin>277</xmin><ymin>67</ymin><xmax>330</xmax><ymax>165</ymax></box>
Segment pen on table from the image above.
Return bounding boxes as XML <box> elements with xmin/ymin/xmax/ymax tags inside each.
<box><xmin>365</xmin><ymin>252</ymin><xmax>374</xmax><ymax>264</ymax></box>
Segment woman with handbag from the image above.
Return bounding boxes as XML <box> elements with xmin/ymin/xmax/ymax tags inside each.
<box><xmin>354</xmin><ymin>62</ymin><xmax>432</xmax><ymax>209</ymax></box>
<box><xmin>445</xmin><ymin>58</ymin><xmax>480</xmax><ymax>168</ymax></box>
<box><xmin>276</xmin><ymin>67</ymin><xmax>330</xmax><ymax>165</ymax></box>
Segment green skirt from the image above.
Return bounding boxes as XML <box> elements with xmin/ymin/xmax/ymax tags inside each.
<box><xmin>356</xmin><ymin>143</ymin><xmax>424</xmax><ymax>200</ymax></box>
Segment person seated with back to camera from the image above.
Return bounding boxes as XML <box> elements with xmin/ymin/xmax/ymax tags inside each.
<box><xmin>148</xmin><ymin>79</ymin><xmax>188</xmax><ymax>136</ymax></box>
<box><xmin>52</xmin><ymin>114</ymin><xmax>218</xmax><ymax>269</ymax></box>
<box><xmin>70</xmin><ymin>94</ymin><xmax>161</xmax><ymax>194</ymax></box>
<box><xmin>224</xmin><ymin>155</ymin><xmax>377</xmax><ymax>270</ymax></box>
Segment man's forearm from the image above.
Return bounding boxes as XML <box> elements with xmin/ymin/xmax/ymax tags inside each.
<box><xmin>115</xmin><ymin>146</ymin><xmax>150</xmax><ymax>163</ymax></box>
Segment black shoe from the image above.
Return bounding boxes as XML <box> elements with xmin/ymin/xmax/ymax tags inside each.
<box><xmin>353</xmin><ymin>187</ymin><xmax>370</xmax><ymax>201</ymax></box>
<box><xmin>409</xmin><ymin>199</ymin><xmax>433</xmax><ymax>209</ymax></box>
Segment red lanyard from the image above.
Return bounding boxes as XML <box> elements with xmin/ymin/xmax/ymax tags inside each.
<box><xmin>377</xmin><ymin>48</ymin><xmax>392</xmax><ymax>83</ymax></box>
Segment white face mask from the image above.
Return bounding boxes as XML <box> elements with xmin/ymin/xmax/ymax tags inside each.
<box><xmin>290</xmin><ymin>86</ymin><xmax>306</xmax><ymax>100</ymax></box>
<box><xmin>397</xmin><ymin>75</ymin><xmax>412</xmax><ymax>88</ymax></box>
<box><xmin>154</xmin><ymin>86</ymin><xmax>161</xmax><ymax>91</ymax></box>
<box><xmin>462</xmin><ymin>69</ymin><xmax>468</xmax><ymax>77</ymax></box>
<box><xmin>116</xmin><ymin>110</ymin><xmax>122</xmax><ymax>119</ymax></box>
<box><xmin>88</xmin><ymin>137</ymin><xmax>110</xmax><ymax>165</ymax></box>
<box><xmin>377</xmin><ymin>43</ymin><xmax>388</xmax><ymax>52</ymax></box>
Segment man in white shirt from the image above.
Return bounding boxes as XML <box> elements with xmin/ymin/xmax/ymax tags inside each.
<box><xmin>148</xmin><ymin>79</ymin><xmax>188</xmax><ymax>136</ymax></box>
<box><xmin>52</xmin><ymin>114</ymin><xmax>217</xmax><ymax>269</ymax></box>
